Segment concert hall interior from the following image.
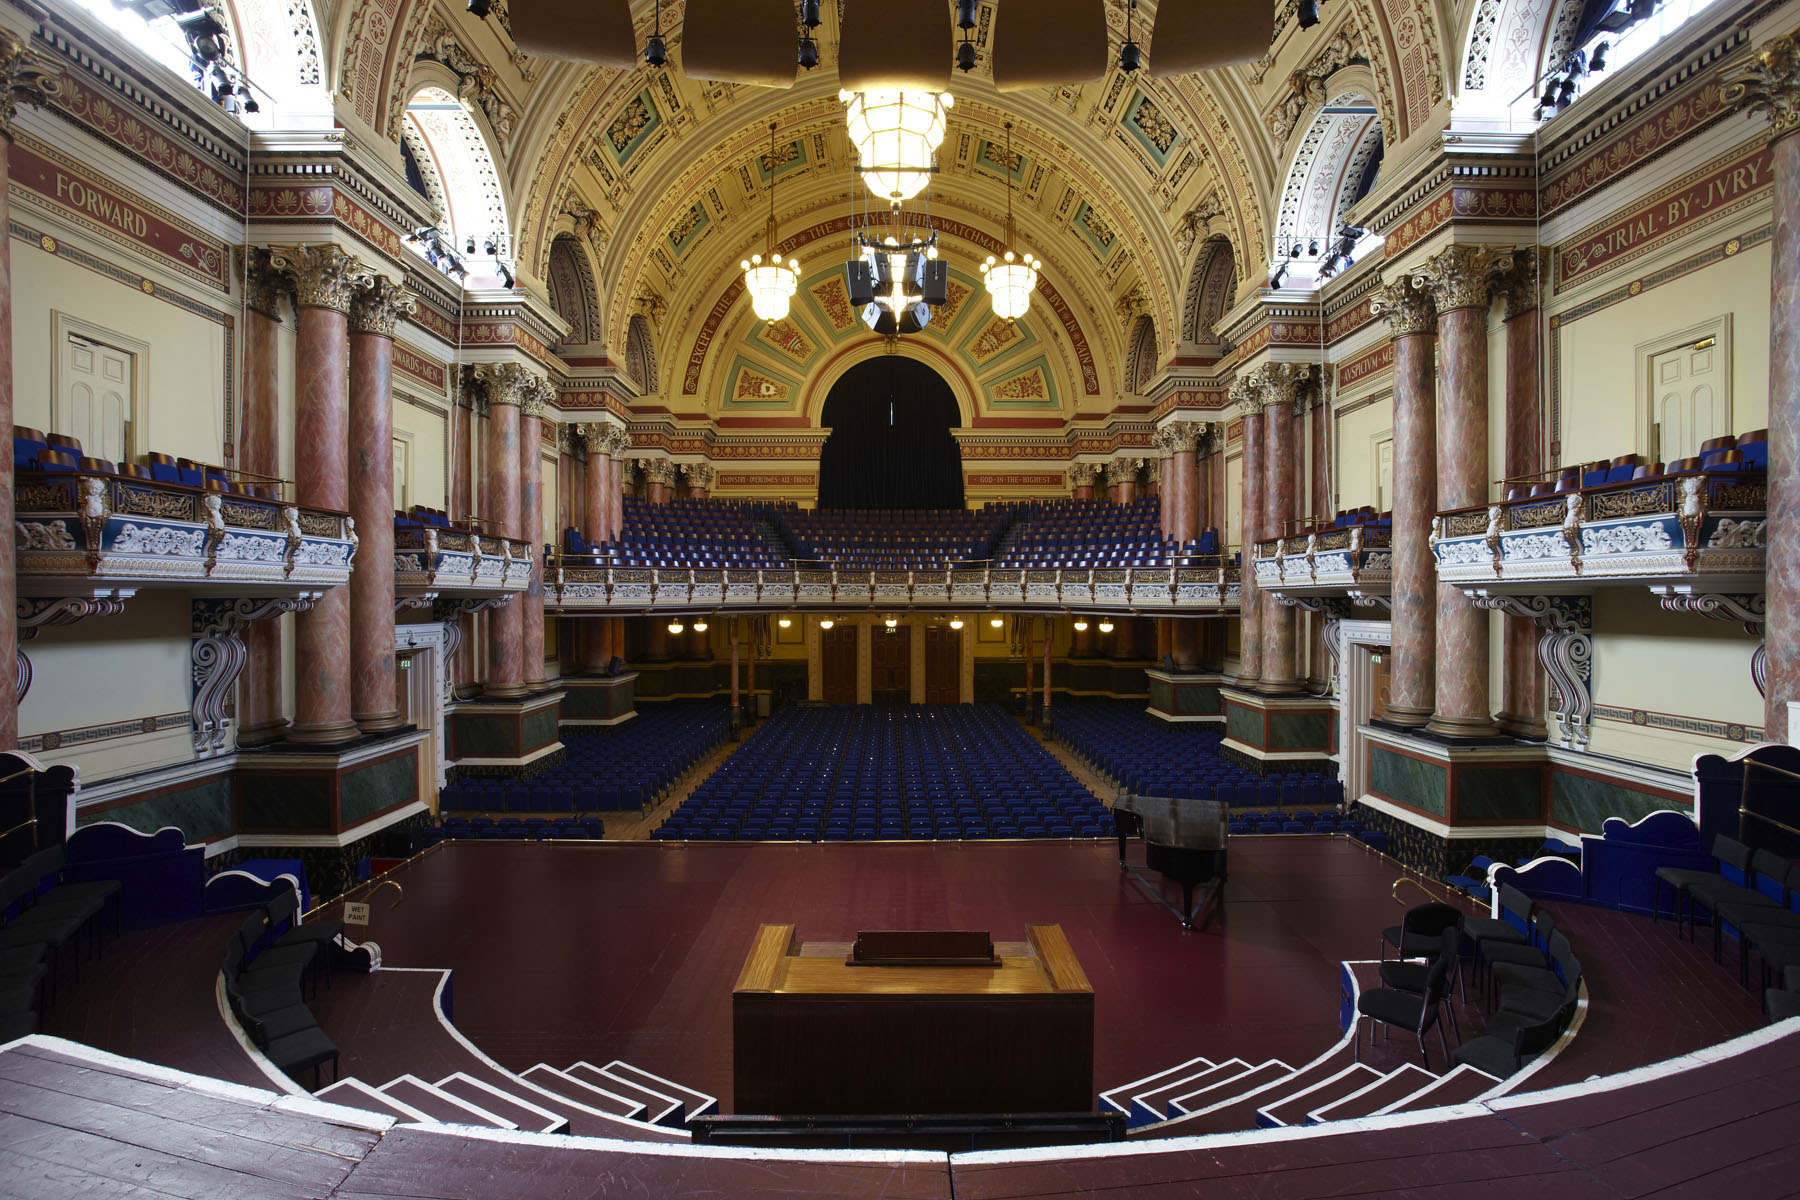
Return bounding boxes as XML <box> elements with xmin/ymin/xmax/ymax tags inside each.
<box><xmin>3</xmin><ymin>0</ymin><xmax>1800</xmax><ymax>1193</ymax></box>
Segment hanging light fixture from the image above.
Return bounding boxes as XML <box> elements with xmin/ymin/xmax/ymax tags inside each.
<box><xmin>981</xmin><ymin>122</ymin><xmax>1040</xmax><ymax>321</ymax></box>
<box><xmin>742</xmin><ymin>122</ymin><xmax>800</xmax><ymax>322</ymax></box>
<box><xmin>949</xmin><ymin>617</ymin><xmax>965</xmax><ymax>630</ymax></box>
<box><xmin>820</xmin><ymin>618</ymin><xmax>835</xmax><ymax>630</ymax></box>
<box><xmin>778</xmin><ymin>616</ymin><xmax>793</xmax><ymax>628</ymax></box>
<box><xmin>840</xmin><ymin>90</ymin><xmax>953</xmax><ymax>204</ymax></box>
<box><xmin>1097</xmin><ymin>618</ymin><xmax>1115</xmax><ymax>634</ymax></box>
<box><xmin>1073</xmin><ymin>618</ymin><xmax>1089</xmax><ymax>632</ymax></box>
<box><xmin>885</xmin><ymin>616</ymin><xmax>899</xmax><ymax>628</ymax></box>
<box><xmin>668</xmin><ymin>620</ymin><xmax>685</xmax><ymax>635</ymax></box>
<box><xmin>990</xmin><ymin>616</ymin><xmax>1004</xmax><ymax>628</ymax></box>
<box><xmin>693</xmin><ymin>619</ymin><xmax>709</xmax><ymax>632</ymax></box>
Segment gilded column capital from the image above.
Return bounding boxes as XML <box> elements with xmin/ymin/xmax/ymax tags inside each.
<box><xmin>1247</xmin><ymin>361</ymin><xmax>1312</xmax><ymax>409</ymax></box>
<box><xmin>1369</xmin><ymin>276</ymin><xmax>1437</xmax><ymax>336</ymax></box>
<box><xmin>1104</xmin><ymin>457</ymin><xmax>1144</xmax><ymax>485</ymax></box>
<box><xmin>471</xmin><ymin>361</ymin><xmax>535</xmax><ymax>407</ymax></box>
<box><xmin>242</xmin><ymin>247</ymin><xmax>290</xmax><ymax>321</ymax></box>
<box><xmin>1227</xmin><ymin>374</ymin><xmax>1261</xmax><ymax>419</ymax></box>
<box><xmin>1413</xmin><ymin>244</ymin><xmax>1516</xmax><ymax>313</ymax></box>
<box><xmin>1495</xmin><ymin>247</ymin><xmax>1542</xmax><ymax>320</ymax></box>
<box><xmin>642</xmin><ymin>457</ymin><xmax>678</xmax><ymax>486</ymax></box>
<box><xmin>576</xmin><ymin>422</ymin><xmax>608</xmax><ymax>454</ymax></box>
<box><xmin>682</xmin><ymin>462</ymin><xmax>715</xmax><ymax>490</ymax></box>
<box><xmin>1155</xmin><ymin>420</ymin><xmax>1203</xmax><ymax>454</ymax></box>
<box><xmin>521</xmin><ymin>375</ymin><xmax>556</xmax><ymax>420</ymax></box>
<box><xmin>605</xmin><ymin>425</ymin><xmax>633</xmax><ymax>460</ymax></box>
<box><xmin>348</xmin><ymin>277</ymin><xmax>417</xmax><ymax>337</ymax></box>
<box><xmin>1143</xmin><ymin>457</ymin><xmax>1163</xmax><ymax>485</ymax></box>
<box><xmin>0</xmin><ymin>32</ymin><xmax>62</xmax><ymax>140</ymax></box>
<box><xmin>1068</xmin><ymin>462</ymin><xmax>1100</xmax><ymax>488</ymax></box>
<box><xmin>1722</xmin><ymin>26</ymin><xmax>1800</xmax><ymax>136</ymax></box>
<box><xmin>267</xmin><ymin>244</ymin><xmax>374</xmax><ymax>314</ymax></box>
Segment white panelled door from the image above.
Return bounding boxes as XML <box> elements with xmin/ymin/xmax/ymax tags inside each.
<box><xmin>58</xmin><ymin>331</ymin><xmax>136</xmax><ymax>463</ymax></box>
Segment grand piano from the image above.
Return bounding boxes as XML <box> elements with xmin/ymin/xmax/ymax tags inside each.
<box><xmin>1113</xmin><ymin>793</ymin><xmax>1228</xmax><ymax>931</ymax></box>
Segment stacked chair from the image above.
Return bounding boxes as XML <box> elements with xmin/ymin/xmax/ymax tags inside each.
<box><xmin>0</xmin><ymin>845</ymin><xmax>123</xmax><ymax>1038</ymax></box>
<box><xmin>654</xmin><ymin>704</ymin><xmax>1107</xmax><ymax>841</ymax></box>
<box><xmin>220</xmin><ymin>888</ymin><xmax>345</xmax><ymax>1087</ymax></box>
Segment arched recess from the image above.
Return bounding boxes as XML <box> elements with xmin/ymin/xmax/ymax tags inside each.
<box><xmin>624</xmin><ymin>314</ymin><xmax>658</xmax><ymax>396</ymax></box>
<box><xmin>1274</xmin><ymin>91</ymin><xmax>1383</xmax><ymax>287</ymax></box>
<box><xmin>226</xmin><ymin>0</ymin><xmax>330</xmax><ymax>122</ymax></box>
<box><xmin>402</xmin><ymin>81</ymin><xmax>511</xmax><ymax>280</ymax></box>
<box><xmin>1124</xmin><ymin>315</ymin><xmax>1158</xmax><ymax>395</ymax></box>
<box><xmin>1182</xmin><ymin>236</ymin><xmax>1236</xmax><ymax>348</ymax></box>
<box><xmin>818</xmin><ymin>359</ymin><xmax>964</xmax><ymax>511</ymax></box>
<box><xmin>546</xmin><ymin>234</ymin><xmax>601</xmax><ymax>347</ymax></box>
<box><xmin>799</xmin><ymin>338</ymin><xmax>980</xmax><ymax>432</ymax></box>
<box><xmin>1458</xmin><ymin>0</ymin><xmax>1585</xmax><ymax>116</ymax></box>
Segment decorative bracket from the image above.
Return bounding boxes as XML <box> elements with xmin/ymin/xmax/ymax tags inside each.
<box><xmin>16</xmin><ymin>596</ymin><xmax>130</xmax><ymax>704</ymax></box>
<box><xmin>1654</xmin><ymin>590</ymin><xmax>1767</xmax><ymax>697</ymax></box>
<box><xmin>1472</xmin><ymin>594</ymin><xmax>1593</xmax><ymax>750</ymax></box>
<box><xmin>191</xmin><ymin>596</ymin><xmax>318</xmax><ymax>756</ymax></box>
<box><xmin>432</xmin><ymin>597</ymin><xmax>513</xmax><ymax>703</ymax></box>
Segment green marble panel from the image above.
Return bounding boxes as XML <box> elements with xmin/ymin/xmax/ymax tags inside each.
<box><xmin>1176</xmin><ymin>683</ymin><xmax>1222</xmax><ymax>717</ymax></box>
<box><xmin>1455</xmin><ymin>767</ymin><xmax>1543</xmax><ymax>823</ymax></box>
<box><xmin>240</xmin><ymin>775</ymin><xmax>331</xmax><ymax>831</ymax></box>
<box><xmin>1225</xmin><ymin>700</ymin><xmax>1263</xmax><ymax>746</ymax></box>
<box><xmin>341</xmin><ymin>751</ymin><xmax>419</xmax><ymax>827</ymax></box>
<box><xmin>1551</xmin><ymin>769</ymin><xmax>1689</xmax><ymax>833</ymax></box>
<box><xmin>454</xmin><ymin>711</ymin><xmax>519</xmax><ymax>758</ymax></box>
<box><xmin>1370</xmin><ymin>746</ymin><xmax>1447</xmax><ymax>817</ymax></box>
<box><xmin>561</xmin><ymin>680</ymin><xmax>637</xmax><ymax>721</ymax></box>
<box><xmin>1149</xmin><ymin>676</ymin><xmax>1173</xmax><ymax>712</ymax></box>
<box><xmin>79</xmin><ymin>776</ymin><xmax>233</xmax><ymax>842</ymax></box>
<box><xmin>1269</xmin><ymin>710</ymin><xmax>1333</xmax><ymax>749</ymax></box>
<box><xmin>522</xmin><ymin>705</ymin><xmax>560</xmax><ymax>751</ymax></box>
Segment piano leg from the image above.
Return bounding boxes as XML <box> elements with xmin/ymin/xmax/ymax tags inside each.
<box><xmin>1179</xmin><ymin>881</ymin><xmax>1195</xmax><ymax>931</ymax></box>
<box><xmin>1116</xmin><ymin>833</ymin><xmax>1130</xmax><ymax>870</ymax></box>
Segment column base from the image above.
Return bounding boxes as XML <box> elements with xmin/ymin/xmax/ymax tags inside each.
<box><xmin>560</xmin><ymin>672</ymin><xmax>639</xmax><ymax>727</ymax></box>
<box><xmin>1351</xmin><ymin>723</ymin><xmax>1552</xmax><ymax>876</ymax></box>
<box><xmin>1145</xmin><ymin>669</ymin><xmax>1227</xmax><ymax>725</ymax></box>
<box><xmin>285</xmin><ymin>720</ymin><xmax>364</xmax><ymax>747</ymax></box>
<box><xmin>482</xmin><ymin>682</ymin><xmax>531</xmax><ymax>700</ymax></box>
<box><xmin>1218</xmin><ymin>686</ymin><xmax>1338</xmax><ymax>775</ymax></box>
<box><xmin>449</xmin><ymin>691</ymin><xmax>565</xmax><ymax>774</ymax></box>
<box><xmin>235</xmin><ymin>719</ymin><xmax>290</xmax><ymax>748</ymax></box>
<box><xmin>354</xmin><ymin>711</ymin><xmax>408</xmax><ymax>735</ymax></box>
<box><xmin>1495</xmin><ymin>711</ymin><xmax>1549</xmax><ymax>741</ymax></box>
<box><xmin>1425</xmin><ymin>713</ymin><xmax>1503</xmax><ymax>740</ymax></box>
<box><xmin>1376</xmin><ymin>705</ymin><xmax>1432</xmax><ymax>729</ymax></box>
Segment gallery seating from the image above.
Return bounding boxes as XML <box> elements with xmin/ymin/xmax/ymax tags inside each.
<box><xmin>567</xmin><ymin>497</ymin><xmax>792</xmax><ymax>569</ymax></box>
<box><xmin>653</xmin><ymin>703</ymin><xmax>1108</xmax><ymax>841</ymax></box>
<box><xmin>992</xmin><ymin>497</ymin><xmax>1176</xmax><ymax>568</ymax></box>
<box><xmin>776</xmin><ymin>507</ymin><xmax>1009</xmax><ymax>570</ymax></box>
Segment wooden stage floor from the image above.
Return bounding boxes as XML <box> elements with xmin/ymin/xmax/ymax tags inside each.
<box><xmin>342</xmin><ymin>836</ymin><xmax>1766</xmax><ymax>1111</ymax></box>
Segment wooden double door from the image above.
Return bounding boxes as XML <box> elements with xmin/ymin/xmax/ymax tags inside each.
<box><xmin>820</xmin><ymin>623</ymin><xmax>964</xmax><ymax>704</ymax></box>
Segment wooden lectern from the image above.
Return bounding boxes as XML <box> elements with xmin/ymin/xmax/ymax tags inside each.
<box><xmin>731</xmin><ymin>924</ymin><xmax>1094</xmax><ymax>1115</ymax></box>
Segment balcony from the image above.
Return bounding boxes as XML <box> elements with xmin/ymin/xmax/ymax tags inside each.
<box><xmin>394</xmin><ymin>526</ymin><xmax>534</xmax><ymax>599</ymax></box>
<box><xmin>14</xmin><ymin>468</ymin><xmax>355</xmax><ymax>600</ymax></box>
<box><xmin>1253</xmin><ymin>521</ymin><xmax>1392</xmax><ymax>606</ymax></box>
<box><xmin>543</xmin><ymin>563</ymin><xmax>1242</xmax><ymax>615</ymax></box>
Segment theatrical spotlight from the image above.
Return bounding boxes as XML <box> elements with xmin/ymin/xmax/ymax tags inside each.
<box><xmin>1119</xmin><ymin>0</ymin><xmax>1142</xmax><ymax>72</ymax></box>
<box><xmin>466</xmin><ymin>0</ymin><xmax>491</xmax><ymax>17</ymax></box>
<box><xmin>1297</xmin><ymin>0</ymin><xmax>1321</xmax><ymax>28</ymax></box>
<box><xmin>644</xmin><ymin>0</ymin><xmax>667</xmax><ymax>67</ymax></box>
<box><xmin>801</xmin><ymin>0</ymin><xmax>822</xmax><ymax>27</ymax></box>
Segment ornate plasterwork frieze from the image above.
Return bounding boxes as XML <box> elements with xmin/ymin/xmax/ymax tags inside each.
<box><xmin>267</xmin><ymin>244</ymin><xmax>374</xmax><ymax>314</ymax></box>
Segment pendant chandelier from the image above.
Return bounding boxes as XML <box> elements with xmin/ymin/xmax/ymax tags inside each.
<box><xmin>741</xmin><ymin>122</ymin><xmax>800</xmax><ymax>322</ymax></box>
<box><xmin>840</xmin><ymin>89</ymin><xmax>953</xmax><ymax>204</ymax></box>
<box><xmin>980</xmin><ymin>122</ymin><xmax>1039</xmax><ymax>321</ymax></box>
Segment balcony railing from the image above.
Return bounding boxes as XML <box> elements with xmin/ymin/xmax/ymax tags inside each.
<box><xmin>394</xmin><ymin>528</ymin><xmax>534</xmax><ymax>597</ymax></box>
<box><xmin>543</xmin><ymin>561</ymin><xmax>1242</xmax><ymax>613</ymax></box>
<box><xmin>1252</xmin><ymin>524</ymin><xmax>1392</xmax><ymax>601</ymax></box>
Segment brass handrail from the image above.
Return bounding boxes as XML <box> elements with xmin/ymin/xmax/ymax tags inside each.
<box><xmin>1737</xmin><ymin>757</ymin><xmax>1800</xmax><ymax>845</ymax></box>
<box><xmin>1740</xmin><ymin>808</ymin><xmax>1800</xmax><ymax>840</ymax></box>
<box><xmin>1391</xmin><ymin>876</ymin><xmax>1439</xmax><ymax>907</ymax></box>
<box><xmin>0</xmin><ymin>816</ymin><xmax>38</xmax><ymax>843</ymax></box>
<box><xmin>369</xmin><ymin>879</ymin><xmax>404</xmax><ymax>908</ymax></box>
<box><xmin>301</xmin><ymin>841</ymin><xmax>440</xmax><ymax>921</ymax></box>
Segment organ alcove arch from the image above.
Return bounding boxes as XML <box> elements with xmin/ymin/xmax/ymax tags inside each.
<box><xmin>817</xmin><ymin>358</ymin><xmax>965</xmax><ymax>511</ymax></box>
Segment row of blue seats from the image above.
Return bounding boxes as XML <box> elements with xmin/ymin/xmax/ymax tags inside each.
<box><xmin>437</xmin><ymin>816</ymin><xmax>606</xmax><ymax>840</ymax></box>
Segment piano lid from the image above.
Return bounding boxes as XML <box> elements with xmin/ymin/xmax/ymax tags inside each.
<box><xmin>1116</xmin><ymin>794</ymin><xmax>1227</xmax><ymax>850</ymax></box>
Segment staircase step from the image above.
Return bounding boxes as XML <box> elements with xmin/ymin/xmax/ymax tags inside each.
<box><xmin>520</xmin><ymin>1064</ymin><xmax>646</xmax><ymax>1121</ymax></box>
<box><xmin>1308</xmin><ymin>1064</ymin><xmax>1440</xmax><ymax>1122</ymax></box>
<box><xmin>1097</xmin><ymin>1055</ymin><xmax>1211</xmax><ymax>1123</ymax></box>
<box><xmin>1166</xmin><ymin>1059</ymin><xmax>1293</xmax><ymax>1120</ymax></box>
<box><xmin>314</xmin><ymin>1077</ymin><xmax>438</xmax><ymax>1124</ymax></box>
<box><xmin>598</xmin><ymin>1061</ymin><xmax>719</xmax><ymax>1123</ymax></box>
<box><xmin>378</xmin><ymin>1075</ymin><xmax>516</xmax><ymax>1129</ymax></box>
<box><xmin>1379</xmin><ymin>1063</ymin><xmax>1505</xmax><ymax>1114</ymax></box>
<box><xmin>436</xmin><ymin>1072</ymin><xmax>570</xmax><ymax>1134</ymax></box>
<box><xmin>1257</xmin><ymin>1064</ymin><xmax>1384</xmax><ymax>1128</ymax></box>
<box><xmin>1165</xmin><ymin>1052</ymin><xmax>1351</xmax><ymax>1136</ymax></box>
<box><xmin>1131</xmin><ymin>1061</ymin><xmax>1252</xmax><ymax>1128</ymax></box>
<box><xmin>563</xmin><ymin>1063</ymin><xmax>681</xmax><ymax>1126</ymax></box>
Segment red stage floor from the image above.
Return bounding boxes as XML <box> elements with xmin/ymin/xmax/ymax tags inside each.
<box><xmin>358</xmin><ymin>837</ymin><xmax>1484</xmax><ymax>1107</ymax></box>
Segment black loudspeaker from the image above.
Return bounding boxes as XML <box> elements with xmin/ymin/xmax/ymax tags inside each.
<box><xmin>920</xmin><ymin>259</ymin><xmax>948</xmax><ymax>306</ymax></box>
<box><xmin>846</xmin><ymin>260</ymin><xmax>875</xmax><ymax>306</ymax></box>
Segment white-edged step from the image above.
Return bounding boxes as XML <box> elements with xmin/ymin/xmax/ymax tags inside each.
<box><xmin>378</xmin><ymin>1074</ymin><xmax>517</xmax><ymax>1128</ymax></box>
<box><xmin>314</xmin><ymin>1077</ymin><xmax>439</xmax><ymax>1124</ymax></box>
<box><xmin>1378</xmin><ymin>1062</ymin><xmax>1504</xmax><ymax>1114</ymax></box>
<box><xmin>1130</xmin><ymin>1060</ymin><xmax>1254</xmax><ymax>1128</ymax></box>
<box><xmin>1096</xmin><ymin>1055</ymin><xmax>1211</xmax><ymax>1126</ymax></box>
<box><xmin>520</xmin><ymin>1064</ymin><xmax>646</xmax><ymax>1120</ymax></box>
<box><xmin>435</xmin><ymin>1072</ymin><xmax>569</xmax><ymax>1133</ymax></box>
<box><xmin>564</xmin><ymin>1061</ymin><xmax>715</xmax><ymax>1128</ymax></box>
<box><xmin>1166</xmin><ymin>1059</ymin><xmax>1294</xmax><ymax>1119</ymax></box>
<box><xmin>1256</xmin><ymin>1063</ymin><xmax>1383</xmax><ymax>1127</ymax></box>
<box><xmin>1307</xmin><ymin>1063</ymin><xmax>1440</xmax><ymax>1122</ymax></box>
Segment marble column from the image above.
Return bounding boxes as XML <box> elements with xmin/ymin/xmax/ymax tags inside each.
<box><xmin>1111</xmin><ymin>458</ymin><xmax>1141</xmax><ymax>506</ymax></box>
<box><xmin>684</xmin><ymin>463</ymin><xmax>714</xmax><ymax>501</ymax></box>
<box><xmin>1042</xmin><ymin>617</ymin><xmax>1052</xmax><ymax>713</ymax></box>
<box><xmin>1234</xmin><ymin>382</ymin><xmax>1265</xmax><ymax>688</ymax></box>
<box><xmin>520</xmin><ymin>380</ymin><xmax>552</xmax><ymax>692</ymax></box>
<box><xmin>643</xmin><ymin>458</ymin><xmax>676</xmax><ymax>504</ymax></box>
<box><xmin>1369</xmin><ymin>276</ymin><xmax>1438</xmax><ymax>727</ymax></box>
<box><xmin>1419</xmin><ymin>245</ymin><xmax>1510</xmax><ymax>739</ymax></box>
<box><xmin>578</xmin><ymin>425</ymin><xmax>612</xmax><ymax>673</ymax></box>
<box><xmin>1070</xmin><ymin>462</ymin><xmax>1098</xmax><ymax>501</ymax></box>
<box><xmin>237</xmin><ymin>251</ymin><xmax>289</xmax><ymax>745</ymax></box>
<box><xmin>729</xmin><ymin>619</ymin><xmax>740</xmax><ymax>711</ymax></box>
<box><xmin>1163</xmin><ymin>421</ymin><xmax>1203</xmax><ymax>669</ymax></box>
<box><xmin>474</xmin><ymin>363</ymin><xmax>531</xmax><ymax>699</ymax></box>
<box><xmin>346</xmin><ymin>278</ymin><xmax>415</xmax><ymax>733</ymax></box>
<box><xmin>1307</xmin><ymin>391</ymin><xmax>1330</xmax><ymax>692</ymax></box>
<box><xmin>0</xmin><ymin>37</ymin><xmax>57</xmax><ymax>751</ymax></box>
<box><xmin>1258</xmin><ymin>365</ymin><xmax>1303</xmax><ymax>694</ymax></box>
<box><xmin>1726</xmin><ymin>32</ymin><xmax>1800</xmax><ymax>742</ymax></box>
<box><xmin>271</xmin><ymin>244</ymin><xmax>372</xmax><ymax>744</ymax></box>
<box><xmin>1496</xmin><ymin>252</ymin><xmax>1549</xmax><ymax>739</ymax></box>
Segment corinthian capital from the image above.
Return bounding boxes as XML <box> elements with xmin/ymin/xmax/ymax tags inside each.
<box><xmin>243</xmin><ymin>247</ymin><xmax>290</xmax><ymax>321</ymax></box>
<box><xmin>1722</xmin><ymin>26</ymin><xmax>1800</xmax><ymax>136</ymax></box>
<box><xmin>1143</xmin><ymin>457</ymin><xmax>1162</xmax><ymax>485</ymax></box>
<box><xmin>1105</xmin><ymin>457</ymin><xmax>1144</xmax><ymax>485</ymax></box>
<box><xmin>348</xmin><ymin>277</ymin><xmax>417</xmax><ymax>337</ymax></box>
<box><xmin>1368</xmin><ymin>275</ymin><xmax>1437</xmax><ymax>336</ymax></box>
<box><xmin>267</xmin><ymin>244</ymin><xmax>374</xmax><ymax>314</ymax></box>
<box><xmin>642</xmin><ymin>458</ymin><xmax>677</xmax><ymax>486</ymax></box>
<box><xmin>1155</xmin><ymin>421</ymin><xmax>1203</xmax><ymax>455</ymax></box>
<box><xmin>682</xmin><ymin>463</ymin><xmax>715</xmax><ymax>489</ymax></box>
<box><xmin>471</xmin><ymin>361</ymin><xmax>536</xmax><ymax>407</ymax></box>
<box><xmin>521</xmin><ymin>375</ymin><xmax>557</xmax><ymax>420</ymax></box>
<box><xmin>1068</xmin><ymin>462</ymin><xmax>1100</xmax><ymax>487</ymax></box>
<box><xmin>0</xmin><ymin>32</ymin><xmax>62</xmax><ymax>139</ymax></box>
<box><xmin>1413</xmin><ymin>244</ymin><xmax>1515</xmax><ymax>313</ymax></box>
<box><xmin>606</xmin><ymin>425</ymin><xmax>633</xmax><ymax>459</ymax></box>
<box><xmin>1495</xmin><ymin>247</ymin><xmax>1542</xmax><ymax>320</ymax></box>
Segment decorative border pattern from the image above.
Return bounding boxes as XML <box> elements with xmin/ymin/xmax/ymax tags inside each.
<box><xmin>20</xmin><ymin>712</ymin><xmax>188</xmax><ymax>754</ymax></box>
<box><xmin>1592</xmin><ymin>704</ymin><xmax>1761</xmax><ymax>743</ymax></box>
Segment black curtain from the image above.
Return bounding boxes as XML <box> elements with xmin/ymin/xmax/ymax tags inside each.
<box><xmin>817</xmin><ymin>358</ymin><xmax>964</xmax><ymax>510</ymax></box>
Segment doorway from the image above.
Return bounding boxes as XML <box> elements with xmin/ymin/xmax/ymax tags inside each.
<box><xmin>872</xmin><ymin>624</ymin><xmax>911</xmax><ymax>704</ymax></box>
<box><xmin>822</xmin><ymin>625</ymin><xmax>858</xmax><ymax>704</ymax></box>
<box><xmin>924</xmin><ymin>625</ymin><xmax>961</xmax><ymax>703</ymax></box>
<box><xmin>53</xmin><ymin>317</ymin><xmax>145</xmax><ymax>464</ymax></box>
<box><xmin>818</xmin><ymin>357</ymin><xmax>964</xmax><ymax>509</ymax></box>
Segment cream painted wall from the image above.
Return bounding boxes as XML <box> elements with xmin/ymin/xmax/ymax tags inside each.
<box><xmin>12</xmin><ymin>242</ymin><xmax>232</xmax><ymax>464</ymax></box>
<box><xmin>393</xmin><ymin>399</ymin><xmax>448</xmax><ymax>511</ymax></box>
<box><xmin>19</xmin><ymin>592</ymin><xmax>197</xmax><ymax>781</ymax></box>
<box><xmin>1224</xmin><ymin>450</ymin><xmax>1243</xmax><ymax>551</ymax></box>
<box><xmin>1554</xmin><ymin>243</ymin><xmax>1771</xmax><ymax>468</ymax></box>
<box><xmin>1587</xmin><ymin>589</ymin><xmax>1765</xmax><ymax>769</ymax></box>
<box><xmin>1332</xmin><ymin>393</ymin><xmax>1391</xmax><ymax>512</ymax></box>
